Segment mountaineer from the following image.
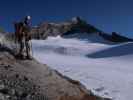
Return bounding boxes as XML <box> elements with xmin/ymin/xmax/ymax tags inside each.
<box><xmin>14</xmin><ymin>16</ymin><xmax>32</xmax><ymax>59</ymax></box>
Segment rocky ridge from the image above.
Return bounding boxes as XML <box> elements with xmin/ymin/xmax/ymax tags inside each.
<box><xmin>31</xmin><ymin>17</ymin><xmax>133</xmax><ymax>43</ymax></box>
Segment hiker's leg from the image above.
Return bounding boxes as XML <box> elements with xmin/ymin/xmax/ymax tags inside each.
<box><xmin>25</xmin><ymin>40</ymin><xmax>31</xmax><ymax>58</ymax></box>
<box><xmin>18</xmin><ymin>39</ymin><xmax>25</xmax><ymax>59</ymax></box>
<box><xmin>19</xmin><ymin>40</ymin><xmax>24</xmax><ymax>54</ymax></box>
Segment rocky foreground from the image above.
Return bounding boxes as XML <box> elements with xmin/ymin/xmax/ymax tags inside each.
<box><xmin>0</xmin><ymin>44</ymin><xmax>111</xmax><ymax>100</ymax></box>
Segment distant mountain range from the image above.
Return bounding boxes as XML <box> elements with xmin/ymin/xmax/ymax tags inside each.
<box><xmin>31</xmin><ymin>17</ymin><xmax>133</xmax><ymax>43</ymax></box>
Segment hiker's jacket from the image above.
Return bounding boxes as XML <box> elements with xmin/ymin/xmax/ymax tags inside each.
<box><xmin>14</xmin><ymin>22</ymin><xmax>31</xmax><ymax>42</ymax></box>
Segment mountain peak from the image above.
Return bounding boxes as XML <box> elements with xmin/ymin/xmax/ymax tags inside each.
<box><xmin>71</xmin><ymin>16</ymin><xmax>82</xmax><ymax>24</ymax></box>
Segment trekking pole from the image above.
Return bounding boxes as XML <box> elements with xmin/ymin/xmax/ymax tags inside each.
<box><xmin>30</xmin><ymin>40</ymin><xmax>33</xmax><ymax>57</ymax></box>
<box><xmin>14</xmin><ymin>35</ymin><xmax>18</xmax><ymax>54</ymax></box>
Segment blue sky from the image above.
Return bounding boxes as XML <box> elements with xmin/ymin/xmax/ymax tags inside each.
<box><xmin>0</xmin><ymin>0</ymin><xmax>133</xmax><ymax>37</ymax></box>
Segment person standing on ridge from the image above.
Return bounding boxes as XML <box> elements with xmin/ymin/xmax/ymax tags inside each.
<box><xmin>14</xmin><ymin>15</ymin><xmax>32</xmax><ymax>59</ymax></box>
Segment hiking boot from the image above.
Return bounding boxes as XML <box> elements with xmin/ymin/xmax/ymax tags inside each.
<box><xmin>15</xmin><ymin>53</ymin><xmax>25</xmax><ymax>60</ymax></box>
<box><xmin>26</xmin><ymin>55</ymin><xmax>33</xmax><ymax>60</ymax></box>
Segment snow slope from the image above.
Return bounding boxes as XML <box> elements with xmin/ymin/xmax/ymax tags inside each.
<box><xmin>32</xmin><ymin>36</ymin><xmax>133</xmax><ymax>100</ymax></box>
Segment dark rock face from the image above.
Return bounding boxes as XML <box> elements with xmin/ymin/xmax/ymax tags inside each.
<box><xmin>100</xmin><ymin>32</ymin><xmax>133</xmax><ymax>43</ymax></box>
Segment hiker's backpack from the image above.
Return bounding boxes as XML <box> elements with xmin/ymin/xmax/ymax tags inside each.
<box><xmin>14</xmin><ymin>22</ymin><xmax>31</xmax><ymax>42</ymax></box>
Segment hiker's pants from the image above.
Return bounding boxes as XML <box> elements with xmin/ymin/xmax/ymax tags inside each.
<box><xmin>19</xmin><ymin>38</ymin><xmax>31</xmax><ymax>57</ymax></box>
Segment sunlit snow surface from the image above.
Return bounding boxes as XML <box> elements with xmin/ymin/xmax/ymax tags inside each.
<box><xmin>32</xmin><ymin>36</ymin><xmax>133</xmax><ymax>100</ymax></box>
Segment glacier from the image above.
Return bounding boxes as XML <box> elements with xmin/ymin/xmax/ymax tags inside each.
<box><xmin>32</xmin><ymin>35</ymin><xmax>133</xmax><ymax>100</ymax></box>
